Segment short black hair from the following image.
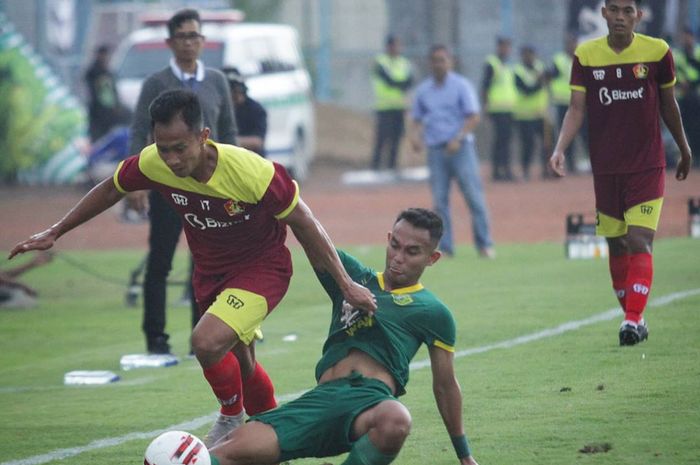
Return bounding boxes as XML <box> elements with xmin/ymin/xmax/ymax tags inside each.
<box><xmin>167</xmin><ymin>9</ymin><xmax>201</xmax><ymax>37</ymax></box>
<box><xmin>222</xmin><ymin>67</ymin><xmax>247</xmax><ymax>93</ymax></box>
<box><xmin>149</xmin><ymin>89</ymin><xmax>203</xmax><ymax>133</ymax></box>
<box><xmin>605</xmin><ymin>0</ymin><xmax>643</xmax><ymax>5</ymax></box>
<box><xmin>496</xmin><ymin>36</ymin><xmax>512</xmax><ymax>46</ymax></box>
<box><xmin>394</xmin><ymin>208</ymin><xmax>443</xmax><ymax>246</ymax></box>
<box><xmin>429</xmin><ymin>43</ymin><xmax>450</xmax><ymax>56</ymax></box>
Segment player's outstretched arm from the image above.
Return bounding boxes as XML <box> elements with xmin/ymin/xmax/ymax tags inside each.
<box><xmin>429</xmin><ymin>346</ymin><xmax>479</xmax><ymax>465</ymax></box>
<box><xmin>659</xmin><ymin>85</ymin><xmax>692</xmax><ymax>181</ymax></box>
<box><xmin>549</xmin><ymin>90</ymin><xmax>586</xmax><ymax>177</ymax></box>
<box><xmin>283</xmin><ymin>198</ymin><xmax>377</xmax><ymax>314</ymax></box>
<box><xmin>8</xmin><ymin>178</ymin><xmax>124</xmax><ymax>259</ymax></box>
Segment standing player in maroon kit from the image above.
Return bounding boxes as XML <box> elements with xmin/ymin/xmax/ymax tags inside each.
<box><xmin>549</xmin><ymin>0</ymin><xmax>692</xmax><ymax>345</ymax></box>
<box><xmin>8</xmin><ymin>89</ymin><xmax>377</xmax><ymax>444</ymax></box>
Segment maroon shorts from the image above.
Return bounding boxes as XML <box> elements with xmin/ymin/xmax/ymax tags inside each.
<box><xmin>192</xmin><ymin>248</ymin><xmax>293</xmax><ymax>317</ymax></box>
<box><xmin>593</xmin><ymin>168</ymin><xmax>665</xmax><ymax>221</ymax></box>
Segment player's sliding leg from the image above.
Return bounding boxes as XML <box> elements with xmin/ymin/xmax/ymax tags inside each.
<box><xmin>209</xmin><ymin>420</ymin><xmax>281</xmax><ymax>465</ymax></box>
<box><xmin>342</xmin><ymin>400</ymin><xmax>411</xmax><ymax>465</ymax></box>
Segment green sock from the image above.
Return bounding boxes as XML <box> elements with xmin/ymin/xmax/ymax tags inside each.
<box><xmin>340</xmin><ymin>434</ymin><xmax>397</xmax><ymax>465</ymax></box>
<box><xmin>209</xmin><ymin>454</ymin><xmax>221</xmax><ymax>465</ymax></box>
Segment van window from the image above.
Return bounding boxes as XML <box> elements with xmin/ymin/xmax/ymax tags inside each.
<box><xmin>117</xmin><ymin>42</ymin><xmax>224</xmax><ymax>79</ymax></box>
<box><xmin>230</xmin><ymin>36</ymin><xmax>300</xmax><ymax>77</ymax></box>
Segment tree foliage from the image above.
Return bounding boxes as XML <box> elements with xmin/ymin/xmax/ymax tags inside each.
<box><xmin>0</xmin><ymin>44</ymin><xmax>84</xmax><ymax>183</ymax></box>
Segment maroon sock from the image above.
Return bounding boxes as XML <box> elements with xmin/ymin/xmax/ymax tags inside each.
<box><xmin>202</xmin><ymin>352</ymin><xmax>243</xmax><ymax>416</ymax></box>
<box><xmin>609</xmin><ymin>254</ymin><xmax>630</xmax><ymax>311</ymax></box>
<box><xmin>625</xmin><ymin>253</ymin><xmax>653</xmax><ymax>323</ymax></box>
<box><xmin>243</xmin><ymin>362</ymin><xmax>277</xmax><ymax>415</ymax></box>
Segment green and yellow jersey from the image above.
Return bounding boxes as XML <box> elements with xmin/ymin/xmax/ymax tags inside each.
<box><xmin>314</xmin><ymin>251</ymin><xmax>457</xmax><ymax>396</ymax></box>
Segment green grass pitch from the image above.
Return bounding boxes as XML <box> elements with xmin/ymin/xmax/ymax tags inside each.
<box><xmin>1</xmin><ymin>238</ymin><xmax>699</xmax><ymax>465</ymax></box>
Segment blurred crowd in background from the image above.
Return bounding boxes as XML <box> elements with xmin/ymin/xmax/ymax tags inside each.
<box><xmin>0</xmin><ymin>0</ymin><xmax>698</xmax><ymax>186</ymax></box>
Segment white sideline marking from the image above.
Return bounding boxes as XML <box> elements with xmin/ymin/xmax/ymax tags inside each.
<box><xmin>410</xmin><ymin>288</ymin><xmax>700</xmax><ymax>370</ymax></box>
<box><xmin>3</xmin><ymin>288</ymin><xmax>699</xmax><ymax>465</ymax></box>
<box><xmin>0</xmin><ymin>377</ymin><xmax>159</xmax><ymax>394</ymax></box>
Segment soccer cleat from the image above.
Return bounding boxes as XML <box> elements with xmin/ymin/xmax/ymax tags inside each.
<box><xmin>618</xmin><ymin>319</ymin><xmax>649</xmax><ymax>346</ymax></box>
<box><xmin>636</xmin><ymin>319</ymin><xmax>649</xmax><ymax>342</ymax></box>
<box><xmin>204</xmin><ymin>411</ymin><xmax>245</xmax><ymax>447</ymax></box>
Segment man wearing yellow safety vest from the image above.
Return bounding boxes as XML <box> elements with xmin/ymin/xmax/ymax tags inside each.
<box><xmin>675</xmin><ymin>27</ymin><xmax>700</xmax><ymax>168</ymax></box>
<box><xmin>480</xmin><ymin>36</ymin><xmax>517</xmax><ymax>181</ymax></box>
<box><xmin>548</xmin><ymin>33</ymin><xmax>588</xmax><ymax>174</ymax></box>
<box><xmin>514</xmin><ymin>44</ymin><xmax>552</xmax><ymax>180</ymax></box>
<box><xmin>371</xmin><ymin>35</ymin><xmax>414</xmax><ymax>171</ymax></box>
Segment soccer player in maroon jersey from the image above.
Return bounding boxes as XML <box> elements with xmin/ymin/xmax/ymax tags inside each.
<box><xmin>8</xmin><ymin>89</ymin><xmax>377</xmax><ymax>444</ymax></box>
<box><xmin>549</xmin><ymin>0</ymin><xmax>692</xmax><ymax>345</ymax></box>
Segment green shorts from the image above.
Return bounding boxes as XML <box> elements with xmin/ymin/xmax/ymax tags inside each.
<box><xmin>250</xmin><ymin>372</ymin><xmax>395</xmax><ymax>461</ymax></box>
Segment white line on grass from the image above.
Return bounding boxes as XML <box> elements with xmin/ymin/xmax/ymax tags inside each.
<box><xmin>410</xmin><ymin>287</ymin><xmax>700</xmax><ymax>370</ymax></box>
<box><xmin>4</xmin><ymin>288</ymin><xmax>699</xmax><ymax>465</ymax></box>
<box><xmin>0</xmin><ymin>377</ymin><xmax>161</xmax><ymax>394</ymax></box>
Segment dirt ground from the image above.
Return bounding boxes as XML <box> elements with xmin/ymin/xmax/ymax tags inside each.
<box><xmin>0</xmin><ymin>105</ymin><xmax>697</xmax><ymax>252</ymax></box>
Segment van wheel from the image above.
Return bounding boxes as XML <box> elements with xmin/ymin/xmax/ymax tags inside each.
<box><xmin>289</xmin><ymin>130</ymin><xmax>308</xmax><ymax>182</ymax></box>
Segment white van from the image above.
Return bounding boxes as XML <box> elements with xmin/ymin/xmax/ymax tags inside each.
<box><xmin>112</xmin><ymin>11</ymin><xmax>316</xmax><ymax>180</ymax></box>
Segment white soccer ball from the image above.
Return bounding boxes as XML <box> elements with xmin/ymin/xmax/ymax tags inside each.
<box><xmin>144</xmin><ymin>431</ymin><xmax>211</xmax><ymax>465</ymax></box>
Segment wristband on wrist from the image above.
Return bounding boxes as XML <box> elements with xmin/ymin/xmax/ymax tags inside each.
<box><xmin>451</xmin><ymin>434</ymin><xmax>471</xmax><ymax>458</ymax></box>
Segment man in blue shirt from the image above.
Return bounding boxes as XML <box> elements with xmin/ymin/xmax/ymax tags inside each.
<box><xmin>409</xmin><ymin>44</ymin><xmax>495</xmax><ymax>259</ymax></box>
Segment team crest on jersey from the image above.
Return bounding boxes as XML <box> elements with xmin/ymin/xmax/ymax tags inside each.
<box><xmin>633</xmin><ymin>63</ymin><xmax>649</xmax><ymax>79</ymax></box>
<box><xmin>392</xmin><ymin>294</ymin><xmax>413</xmax><ymax>306</ymax></box>
<box><xmin>593</xmin><ymin>69</ymin><xmax>605</xmax><ymax>80</ymax></box>
<box><xmin>224</xmin><ymin>199</ymin><xmax>245</xmax><ymax>216</ymax></box>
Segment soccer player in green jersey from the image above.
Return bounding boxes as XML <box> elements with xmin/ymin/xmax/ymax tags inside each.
<box><xmin>208</xmin><ymin>208</ymin><xmax>479</xmax><ymax>465</ymax></box>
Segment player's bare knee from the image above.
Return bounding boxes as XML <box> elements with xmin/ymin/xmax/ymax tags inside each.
<box><xmin>213</xmin><ymin>422</ymin><xmax>280</xmax><ymax>465</ymax></box>
<box><xmin>191</xmin><ymin>330</ymin><xmax>231</xmax><ymax>365</ymax></box>
<box><xmin>626</xmin><ymin>227</ymin><xmax>654</xmax><ymax>253</ymax></box>
<box><xmin>606</xmin><ymin>236</ymin><xmax>629</xmax><ymax>255</ymax></box>
<box><xmin>212</xmin><ymin>437</ymin><xmax>250</xmax><ymax>465</ymax></box>
<box><xmin>375</xmin><ymin>401</ymin><xmax>412</xmax><ymax>443</ymax></box>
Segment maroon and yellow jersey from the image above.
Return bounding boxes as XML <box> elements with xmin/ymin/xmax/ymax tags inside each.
<box><xmin>570</xmin><ymin>33</ymin><xmax>676</xmax><ymax>174</ymax></box>
<box><xmin>113</xmin><ymin>140</ymin><xmax>299</xmax><ymax>277</ymax></box>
